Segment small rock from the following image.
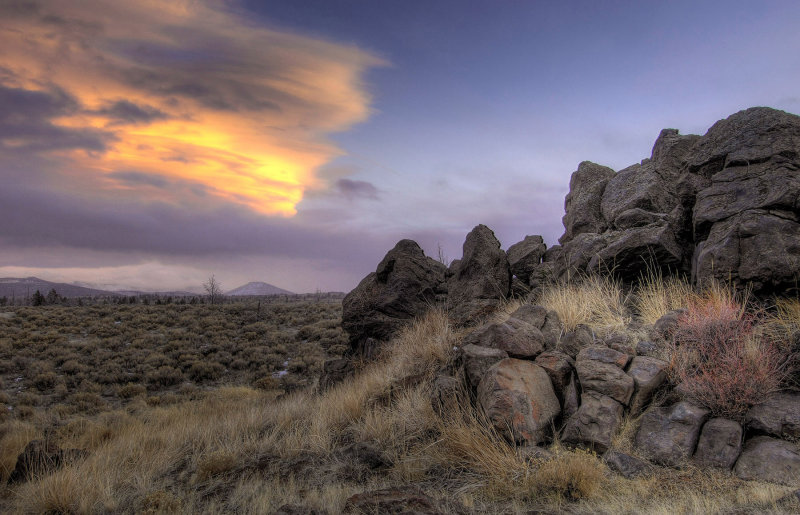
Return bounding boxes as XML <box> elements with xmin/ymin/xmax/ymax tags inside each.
<box><xmin>734</xmin><ymin>436</ymin><xmax>800</xmax><ymax>486</ymax></box>
<box><xmin>562</xmin><ymin>375</ymin><xmax>581</xmax><ymax>419</ymax></box>
<box><xmin>507</xmin><ymin>235</ymin><xmax>547</xmax><ymax>284</ymax></box>
<box><xmin>460</xmin><ymin>344</ymin><xmax>508</xmax><ymax>389</ymax></box>
<box><xmin>626</xmin><ymin>356</ymin><xmax>668</xmax><ymax>413</ymax></box>
<box><xmin>575</xmin><ymin>349</ymin><xmax>634</xmax><ymax>405</ymax></box>
<box><xmin>693</xmin><ymin>418</ymin><xmax>742</xmax><ymax>470</ymax></box>
<box><xmin>344</xmin><ymin>486</ymin><xmax>442</xmax><ymax>514</ymax></box>
<box><xmin>561</xmin><ymin>391</ymin><xmax>623</xmax><ymax>453</ymax></box>
<box><xmin>651</xmin><ymin>309</ymin><xmax>686</xmax><ymax>342</ymax></box>
<box><xmin>518</xmin><ymin>446</ymin><xmax>555</xmax><ymax>463</ymax></box>
<box><xmin>7</xmin><ymin>440</ymin><xmax>87</xmax><ymax>484</ymax></box>
<box><xmin>558</xmin><ymin>324</ymin><xmax>595</xmax><ymax>358</ymax></box>
<box><xmin>635</xmin><ymin>340</ymin><xmax>659</xmax><ymax>357</ymax></box>
<box><xmin>318</xmin><ymin>358</ymin><xmax>354</xmax><ymax>391</ymax></box>
<box><xmin>464</xmin><ymin>317</ymin><xmax>546</xmax><ymax>359</ymax></box>
<box><xmin>577</xmin><ymin>345</ymin><xmax>631</xmax><ymax>368</ymax></box>
<box><xmin>635</xmin><ymin>402</ymin><xmax>710</xmax><ymax>466</ymax></box>
<box><xmin>431</xmin><ymin>374</ymin><xmax>462</xmax><ymax>416</ymax></box>
<box><xmin>534</xmin><ymin>350</ymin><xmax>575</xmax><ymax>404</ymax></box>
<box><xmin>478</xmin><ymin>358</ymin><xmax>561</xmax><ymax>444</ymax></box>
<box><xmin>603</xmin><ymin>450</ymin><xmax>653</xmax><ymax>478</ymax></box>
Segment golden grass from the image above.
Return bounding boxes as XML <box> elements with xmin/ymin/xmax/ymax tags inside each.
<box><xmin>635</xmin><ymin>270</ymin><xmax>693</xmax><ymax>325</ymax></box>
<box><xmin>5</xmin><ymin>298</ymin><xmax>800</xmax><ymax>513</ymax></box>
<box><xmin>538</xmin><ymin>275</ymin><xmax>629</xmax><ymax>336</ymax></box>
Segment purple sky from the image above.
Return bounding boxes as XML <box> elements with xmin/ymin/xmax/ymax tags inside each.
<box><xmin>1</xmin><ymin>0</ymin><xmax>799</xmax><ymax>293</ymax></box>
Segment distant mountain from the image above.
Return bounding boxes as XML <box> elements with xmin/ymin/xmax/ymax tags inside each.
<box><xmin>226</xmin><ymin>281</ymin><xmax>294</xmax><ymax>296</ymax></box>
<box><xmin>0</xmin><ymin>277</ymin><xmax>120</xmax><ymax>299</ymax></box>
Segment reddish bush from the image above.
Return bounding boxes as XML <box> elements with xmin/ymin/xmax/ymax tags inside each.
<box><xmin>670</xmin><ymin>294</ymin><xmax>790</xmax><ymax>421</ymax></box>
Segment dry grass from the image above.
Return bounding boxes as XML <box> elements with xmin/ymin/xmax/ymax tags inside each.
<box><xmin>538</xmin><ymin>274</ymin><xmax>629</xmax><ymax>336</ymax></box>
<box><xmin>635</xmin><ymin>270</ymin><xmax>693</xmax><ymax>325</ymax></box>
<box><xmin>4</xmin><ymin>288</ymin><xmax>800</xmax><ymax>513</ymax></box>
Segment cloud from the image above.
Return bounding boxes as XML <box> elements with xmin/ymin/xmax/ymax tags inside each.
<box><xmin>335</xmin><ymin>178</ymin><xmax>380</xmax><ymax>199</ymax></box>
<box><xmin>0</xmin><ymin>85</ymin><xmax>112</xmax><ymax>152</ymax></box>
<box><xmin>0</xmin><ymin>0</ymin><xmax>385</xmax><ymax>215</ymax></box>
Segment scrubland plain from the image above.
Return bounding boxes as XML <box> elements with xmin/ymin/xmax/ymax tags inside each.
<box><xmin>1</xmin><ymin>279</ymin><xmax>799</xmax><ymax>513</ymax></box>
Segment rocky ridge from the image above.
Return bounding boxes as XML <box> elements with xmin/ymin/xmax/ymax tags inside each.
<box><xmin>341</xmin><ymin>107</ymin><xmax>800</xmax><ymax>488</ymax></box>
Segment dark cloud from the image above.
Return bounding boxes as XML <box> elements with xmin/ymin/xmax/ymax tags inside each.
<box><xmin>92</xmin><ymin>100</ymin><xmax>169</xmax><ymax>126</ymax></box>
<box><xmin>0</xmin><ymin>85</ymin><xmax>112</xmax><ymax>153</ymax></box>
<box><xmin>336</xmin><ymin>178</ymin><xmax>379</xmax><ymax>199</ymax></box>
<box><xmin>107</xmin><ymin>171</ymin><xmax>170</xmax><ymax>189</ymax></box>
<box><xmin>0</xmin><ymin>185</ymin><xmax>393</xmax><ymax>272</ymax></box>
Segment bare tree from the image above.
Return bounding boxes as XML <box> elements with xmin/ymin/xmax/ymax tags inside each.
<box><xmin>203</xmin><ymin>274</ymin><xmax>223</xmax><ymax>305</ymax></box>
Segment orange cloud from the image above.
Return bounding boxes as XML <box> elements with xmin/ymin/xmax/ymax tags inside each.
<box><xmin>0</xmin><ymin>0</ymin><xmax>384</xmax><ymax>215</ymax></box>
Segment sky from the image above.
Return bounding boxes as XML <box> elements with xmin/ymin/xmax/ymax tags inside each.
<box><xmin>1</xmin><ymin>0</ymin><xmax>799</xmax><ymax>293</ymax></box>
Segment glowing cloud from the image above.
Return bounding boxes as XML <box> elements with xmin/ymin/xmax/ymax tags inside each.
<box><xmin>0</xmin><ymin>0</ymin><xmax>384</xmax><ymax>215</ymax></box>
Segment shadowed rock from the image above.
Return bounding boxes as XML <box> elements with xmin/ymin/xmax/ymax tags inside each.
<box><xmin>561</xmin><ymin>391</ymin><xmax>623</xmax><ymax>453</ymax></box>
<box><xmin>447</xmin><ymin>225</ymin><xmax>511</xmax><ymax>325</ymax></box>
<box><xmin>635</xmin><ymin>402</ymin><xmax>710</xmax><ymax>466</ymax></box>
<box><xmin>560</xmin><ymin>161</ymin><xmax>616</xmax><ymax>244</ymax></box>
<box><xmin>342</xmin><ymin>239</ymin><xmax>446</xmax><ymax>355</ymax></box>
<box><xmin>745</xmin><ymin>391</ymin><xmax>800</xmax><ymax>440</ymax></box>
<box><xmin>507</xmin><ymin>235</ymin><xmax>546</xmax><ymax>284</ymax></box>
<box><xmin>734</xmin><ymin>436</ymin><xmax>800</xmax><ymax>486</ymax></box>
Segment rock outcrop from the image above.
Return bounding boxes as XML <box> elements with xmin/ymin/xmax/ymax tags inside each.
<box><xmin>342</xmin><ymin>239</ymin><xmax>446</xmax><ymax>355</ymax></box>
<box><xmin>540</xmin><ymin>107</ymin><xmax>800</xmax><ymax>293</ymax></box>
<box><xmin>447</xmin><ymin>225</ymin><xmax>511</xmax><ymax>325</ymax></box>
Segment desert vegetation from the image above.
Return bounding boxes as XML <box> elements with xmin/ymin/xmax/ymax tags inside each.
<box><xmin>2</xmin><ymin>276</ymin><xmax>799</xmax><ymax>513</ymax></box>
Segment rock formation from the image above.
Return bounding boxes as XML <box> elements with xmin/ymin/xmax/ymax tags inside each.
<box><xmin>341</xmin><ymin>239</ymin><xmax>446</xmax><ymax>355</ymax></box>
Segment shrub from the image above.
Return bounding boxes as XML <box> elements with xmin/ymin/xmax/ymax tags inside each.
<box><xmin>669</xmin><ymin>289</ymin><xmax>792</xmax><ymax>420</ymax></box>
<box><xmin>187</xmin><ymin>361</ymin><xmax>225</xmax><ymax>382</ymax></box>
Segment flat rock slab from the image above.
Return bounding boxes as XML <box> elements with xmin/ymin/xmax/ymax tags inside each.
<box><xmin>746</xmin><ymin>391</ymin><xmax>800</xmax><ymax>440</ymax></box>
<box><xmin>693</xmin><ymin>418</ymin><xmax>742</xmax><ymax>470</ymax></box>
<box><xmin>344</xmin><ymin>486</ymin><xmax>442</xmax><ymax>514</ymax></box>
<box><xmin>578</xmin><ymin>345</ymin><xmax>631</xmax><ymax>368</ymax></box>
<box><xmin>464</xmin><ymin>317</ymin><xmax>545</xmax><ymax>359</ymax></box>
<box><xmin>734</xmin><ymin>436</ymin><xmax>800</xmax><ymax>486</ymax></box>
<box><xmin>561</xmin><ymin>391</ymin><xmax>623</xmax><ymax>454</ymax></box>
<box><xmin>603</xmin><ymin>450</ymin><xmax>653</xmax><ymax>478</ymax></box>
<box><xmin>478</xmin><ymin>358</ymin><xmax>561</xmax><ymax>444</ymax></box>
<box><xmin>635</xmin><ymin>402</ymin><xmax>710</xmax><ymax>466</ymax></box>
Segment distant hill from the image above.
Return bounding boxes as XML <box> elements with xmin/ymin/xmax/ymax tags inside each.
<box><xmin>226</xmin><ymin>281</ymin><xmax>294</xmax><ymax>296</ymax></box>
<box><xmin>0</xmin><ymin>277</ymin><xmax>120</xmax><ymax>299</ymax></box>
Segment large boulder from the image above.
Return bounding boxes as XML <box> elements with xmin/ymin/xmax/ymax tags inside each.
<box><xmin>477</xmin><ymin>358</ymin><xmax>560</xmax><ymax>444</ymax></box>
<box><xmin>342</xmin><ymin>240</ymin><xmax>446</xmax><ymax>355</ymax></box>
<box><xmin>693</xmin><ymin>210</ymin><xmax>800</xmax><ymax>293</ymax></box>
<box><xmin>447</xmin><ymin>225</ymin><xmax>511</xmax><ymax>325</ymax></box>
<box><xmin>635</xmin><ymin>402</ymin><xmax>710</xmax><ymax>466</ymax></box>
<box><xmin>745</xmin><ymin>391</ymin><xmax>800</xmax><ymax>440</ymax></box>
<box><xmin>507</xmin><ymin>235</ymin><xmax>546</xmax><ymax>284</ymax></box>
<box><xmin>734</xmin><ymin>436</ymin><xmax>800</xmax><ymax>486</ymax></box>
<box><xmin>510</xmin><ymin>304</ymin><xmax>561</xmax><ymax>348</ymax></box>
<box><xmin>561</xmin><ymin>391</ymin><xmax>624</xmax><ymax>453</ymax></box>
<box><xmin>560</xmin><ymin>161</ymin><xmax>616</xmax><ymax>244</ymax></box>
<box><xmin>690</xmin><ymin>107</ymin><xmax>800</xmax><ymax>292</ymax></box>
